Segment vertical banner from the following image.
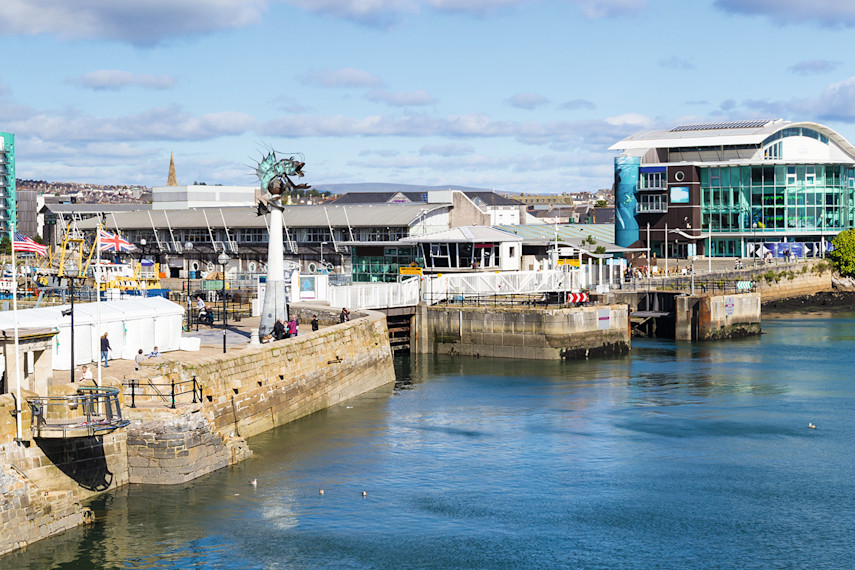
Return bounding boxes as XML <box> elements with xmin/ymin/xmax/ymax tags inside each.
<box><xmin>615</xmin><ymin>155</ymin><xmax>640</xmax><ymax>247</ymax></box>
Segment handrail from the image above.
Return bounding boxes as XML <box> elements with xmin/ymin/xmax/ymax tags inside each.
<box><xmin>123</xmin><ymin>376</ymin><xmax>202</xmax><ymax>409</ymax></box>
<box><xmin>27</xmin><ymin>385</ymin><xmax>129</xmax><ymax>438</ymax></box>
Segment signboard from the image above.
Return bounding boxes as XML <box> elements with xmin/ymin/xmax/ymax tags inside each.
<box><xmin>670</xmin><ymin>186</ymin><xmax>690</xmax><ymax>204</ymax></box>
<box><xmin>557</xmin><ymin>259</ymin><xmax>581</xmax><ymax>267</ymax></box>
<box><xmin>725</xmin><ymin>296</ymin><xmax>734</xmax><ymax>316</ymax></box>
<box><xmin>567</xmin><ymin>293</ymin><xmax>588</xmax><ymax>303</ymax></box>
<box><xmin>597</xmin><ymin>308</ymin><xmax>610</xmax><ymax>330</ymax></box>
<box><xmin>399</xmin><ymin>266</ymin><xmax>423</xmax><ymax>275</ymax></box>
<box><xmin>736</xmin><ymin>281</ymin><xmax>752</xmax><ymax>291</ymax></box>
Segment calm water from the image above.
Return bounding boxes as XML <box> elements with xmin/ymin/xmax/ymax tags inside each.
<box><xmin>4</xmin><ymin>315</ymin><xmax>855</xmax><ymax>569</ymax></box>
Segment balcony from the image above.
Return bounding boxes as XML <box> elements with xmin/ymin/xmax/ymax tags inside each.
<box><xmin>28</xmin><ymin>385</ymin><xmax>130</xmax><ymax>438</ymax></box>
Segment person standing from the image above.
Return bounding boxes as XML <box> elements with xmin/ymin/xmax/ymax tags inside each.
<box><xmin>339</xmin><ymin>307</ymin><xmax>350</xmax><ymax>323</ymax></box>
<box><xmin>273</xmin><ymin>318</ymin><xmax>285</xmax><ymax>340</ymax></box>
<box><xmin>100</xmin><ymin>333</ymin><xmax>111</xmax><ymax>368</ymax></box>
<box><xmin>135</xmin><ymin>349</ymin><xmax>146</xmax><ymax>371</ymax></box>
<box><xmin>311</xmin><ymin>315</ymin><xmax>319</xmax><ymax>332</ymax></box>
<box><xmin>148</xmin><ymin>346</ymin><xmax>161</xmax><ymax>358</ymax></box>
<box><xmin>288</xmin><ymin>318</ymin><xmax>298</xmax><ymax>337</ymax></box>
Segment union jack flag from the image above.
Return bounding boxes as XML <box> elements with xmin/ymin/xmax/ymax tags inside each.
<box><xmin>13</xmin><ymin>233</ymin><xmax>47</xmax><ymax>256</ymax></box>
<box><xmin>98</xmin><ymin>229</ymin><xmax>137</xmax><ymax>252</ymax></box>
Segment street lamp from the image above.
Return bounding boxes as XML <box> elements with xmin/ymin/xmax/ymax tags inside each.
<box><xmin>218</xmin><ymin>251</ymin><xmax>230</xmax><ymax>353</ymax></box>
<box><xmin>62</xmin><ymin>260</ymin><xmax>79</xmax><ymax>383</ymax></box>
<box><xmin>184</xmin><ymin>241</ymin><xmax>194</xmax><ymax>330</ymax></box>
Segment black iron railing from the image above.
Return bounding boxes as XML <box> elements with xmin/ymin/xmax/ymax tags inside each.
<box><xmin>124</xmin><ymin>376</ymin><xmax>203</xmax><ymax>409</ymax></box>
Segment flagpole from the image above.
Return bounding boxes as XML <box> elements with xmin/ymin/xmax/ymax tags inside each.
<box><xmin>11</xmin><ymin>229</ymin><xmax>23</xmax><ymax>441</ymax></box>
<box><xmin>96</xmin><ymin>223</ymin><xmax>102</xmax><ymax>388</ymax></box>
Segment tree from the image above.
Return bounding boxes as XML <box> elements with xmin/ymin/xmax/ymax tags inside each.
<box><xmin>829</xmin><ymin>229</ymin><xmax>855</xmax><ymax>275</ymax></box>
<box><xmin>595</xmin><ymin>199</ymin><xmax>609</xmax><ymax>207</ymax></box>
<box><xmin>0</xmin><ymin>234</ymin><xmax>10</xmax><ymax>255</ymax></box>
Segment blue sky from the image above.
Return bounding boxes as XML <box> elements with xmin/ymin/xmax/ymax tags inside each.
<box><xmin>3</xmin><ymin>0</ymin><xmax>855</xmax><ymax>194</ymax></box>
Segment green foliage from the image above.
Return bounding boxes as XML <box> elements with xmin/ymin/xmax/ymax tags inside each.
<box><xmin>594</xmin><ymin>246</ymin><xmax>606</xmax><ymax>254</ymax></box>
<box><xmin>595</xmin><ymin>199</ymin><xmax>609</xmax><ymax>207</ymax></box>
<box><xmin>829</xmin><ymin>230</ymin><xmax>855</xmax><ymax>276</ymax></box>
<box><xmin>0</xmin><ymin>234</ymin><xmax>9</xmax><ymax>255</ymax></box>
<box><xmin>584</xmin><ymin>235</ymin><xmax>597</xmax><ymax>245</ymax></box>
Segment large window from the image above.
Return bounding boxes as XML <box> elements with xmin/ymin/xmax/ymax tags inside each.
<box><xmin>639</xmin><ymin>171</ymin><xmax>666</xmax><ymax>189</ymax></box>
<box><xmin>637</xmin><ymin>194</ymin><xmax>667</xmax><ymax>213</ymax></box>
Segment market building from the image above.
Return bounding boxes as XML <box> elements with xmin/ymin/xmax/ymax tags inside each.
<box><xmin>610</xmin><ymin>119</ymin><xmax>855</xmax><ymax>259</ymax></box>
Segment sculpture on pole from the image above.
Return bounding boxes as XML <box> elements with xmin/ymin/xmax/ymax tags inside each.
<box><xmin>255</xmin><ymin>150</ymin><xmax>309</xmax><ymax>337</ymax></box>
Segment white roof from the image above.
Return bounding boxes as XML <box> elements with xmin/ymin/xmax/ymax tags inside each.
<box><xmin>401</xmin><ymin>226</ymin><xmax>522</xmax><ymax>243</ymax></box>
<box><xmin>610</xmin><ymin>119</ymin><xmax>855</xmax><ymax>159</ymax></box>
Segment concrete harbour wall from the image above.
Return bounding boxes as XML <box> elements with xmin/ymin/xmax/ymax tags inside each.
<box><xmin>675</xmin><ymin>293</ymin><xmax>761</xmax><ymax>341</ymax></box>
<box><xmin>414</xmin><ymin>304</ymin><xmax>630</xmax><ymax>359</ymax></box>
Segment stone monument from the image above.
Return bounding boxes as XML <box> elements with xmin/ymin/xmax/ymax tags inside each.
<box><xmin>255</xmin><ymin>151</ymin><xmax>309</xmax><ymax>337</ymax></box>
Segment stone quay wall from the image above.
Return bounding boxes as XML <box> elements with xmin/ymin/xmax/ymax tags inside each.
<box><xmin>414</xmin><ymin>304</ymin><xmax>630</xmax><ymax>360</ymax></box>
<box><xmin>125</xmin><ymin>308</ymin><xmax>395</xmax><ymax>484</ymax></box>
<box><xmin>675</xmin><ymin>293</ymin><xmax>761</xmax><ymax>341</ymax></box>
<box><xmin>0</xmin><ymin>385</ymin><xmax>129</xmax><ymax>556</ymax></box>
<box><xmin>751</xmin><ymin>262</ymin><xmax>833</xmax><ymax>302</ymax></box>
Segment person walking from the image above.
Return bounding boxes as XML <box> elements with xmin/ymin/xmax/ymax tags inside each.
<box><xmin>100</xmin><ymin>333</ymin><xmax>111</xmax><ymax>368</ymax></box>
<box><xmin>311</xmin><ymin>315</ymin><xmax>319</xmax><ymax>332</ymax></box>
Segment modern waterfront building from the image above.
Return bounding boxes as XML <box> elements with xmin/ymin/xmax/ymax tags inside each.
<box><xmin>0</xmin><ymin>132</ymin><xmax>15</xmax><ymax>235</ymax></box>
<box><xmin>610</xmin><ymin>119</ymin><xmax>855</xmax><ymax>258</ymax></box>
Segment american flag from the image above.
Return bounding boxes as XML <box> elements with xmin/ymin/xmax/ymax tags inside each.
<box><xmin>13</xmin><ymin>233</ymin><xmax>47</xmax><ymax>256</ymax></box>
<box><xmin>98</xmin><ymin>229</ymin><xmax>137</xmax><ymax>252</ymax></box>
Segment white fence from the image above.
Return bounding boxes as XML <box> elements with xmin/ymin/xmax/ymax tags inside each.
<box><xmin>423</xmin><ymin>270</ymin><xmax>578</xmax><ymax>303</ymax></box>
<box><xmin>327</xmin><ymin>277</ymin><xmax>421</xmax><ymax>310</ymax></box>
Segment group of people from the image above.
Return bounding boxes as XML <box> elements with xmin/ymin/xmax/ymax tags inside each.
<box><xmin>272</xmin><ymin>317</ymin><xmax>299</xmax><ymax>340</ymax></box>
<box><xmin>78</xmin><ymin>339</ymin><xmax>161</xmax><ymax>380</ymax></box>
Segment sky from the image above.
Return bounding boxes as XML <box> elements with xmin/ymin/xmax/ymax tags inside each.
<box><xmin>3</xmin><ymin>1</ymin><xmax>855</xmax><ymax>194</ymax></box>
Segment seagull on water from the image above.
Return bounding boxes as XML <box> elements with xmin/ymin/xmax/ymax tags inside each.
<box><xmin>250</xmin><ymin>479</ymin><xmax>257</xmax><ymax>486</ymax></box>
<box><xmin>809</xmin><ymin>423</ymin><xmax>817</xmax><ymax>429</ymax></box>
<box><xmin>362</xmin><ymin>490</ymin><xmax>367</xmax><ymax>498</ymax></box>
<box><xmin>319</xmin><ymin>489</ymin><xmax>325</xmax><ymax>495</ymax></box>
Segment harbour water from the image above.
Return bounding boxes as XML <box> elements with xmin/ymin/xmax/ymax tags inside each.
<box><xmin>4</xmin><ymin>315</ymin><xmax>854</xmax><ymax>568</ymax></box>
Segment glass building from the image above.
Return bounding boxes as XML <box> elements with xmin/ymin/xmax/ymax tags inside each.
<box><xmin>0</xmin><ymin>132</ymin><xmax>15</xmax><ymax>235</ymax></box>
<box><xmin>610</xmin><ymin>120</ymin><xmax>855</xmax><ymax>258</ymax></box>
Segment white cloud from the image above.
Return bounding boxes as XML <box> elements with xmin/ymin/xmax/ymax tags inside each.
<box><xmin>303</xmin><ymin>67</ymin><xmax>384</xmax><ymax>88</ymax></box>
<box><xmin>559</xmin><ymin>99</ymin><xmax>596</xmax><ymax>111</ymax></box>
<box><xmin>604</xmin><ymin>113</ymin><xmax>653</xmax><ymax>128</ymax></box>
<box><xmin>69</xmin><ymin>70</ymin><xmax>176</xmax><ymax>91</ymax></box>
<box><xmin>788</xmin><ymin>60</ymin><xmax>841</xmax><ymax>75</ymax></box>
<box><xmin>419</xmin><ymin>143</ymin><xmax>475</xmax><ymax>156</ymax></box>
<box><xmin>658</xmin><ymin>56</ymin><xmax>696</xmax><ymax>71</ymax></box>
<box><xmin>0</xmin><ymin>0</ymin><xmax>269</xmax><ymax>45</ymax></box>
<box><xmin>364</xmin><ymin>89</ymin><xmax>437</xmax><ymax>106</ymax></box>
<box><xmin>358</xmin><ymin>148</ymin><xmax>400</xmax><ymax>157</ymax></box>
<box><xmin>505</xmin><ymin>93</ymin><xmax>550</xmax><ymax>110</ymax></box>
<box><xmin>714</xmin><ymin>0</ymin><xmax>855</xmax><ymax>27</ymax></box>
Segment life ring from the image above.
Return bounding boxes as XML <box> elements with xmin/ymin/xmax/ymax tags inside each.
<box><xmin>99</xmin><ymin>274</ymin><xmax>107</xmax><ymax>282</ymax></box>
<box><xmin>206</xmin><ymin>262</ymin><xmax>214</xmax><ymax>272</ymax></box>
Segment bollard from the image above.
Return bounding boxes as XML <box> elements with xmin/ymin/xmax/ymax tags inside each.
<box><xmin>192</xmin><ymin>376</ymin><xmax>198</xmax><ymax>403</ymax></box>
<box><xmin>130</xmin><ymin>380</ymin><xmax>136</xmax><ymax>408</ymax></box>
<box><xmin>170</xmin><ymin>379</ymin><xmax>176</xmax><ymax>409</ymax></box>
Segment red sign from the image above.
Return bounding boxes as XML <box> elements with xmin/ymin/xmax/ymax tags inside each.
<box><xmin>567</xmin><ymin>293</ymin><xmax>589</xmax><ymax>303</ymax></box>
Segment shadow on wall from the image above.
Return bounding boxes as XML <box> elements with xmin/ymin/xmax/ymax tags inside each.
<box><xmin>36</xmin><ymin>438</ymin><xmax>114</xmax><ymax>492</ymax></box>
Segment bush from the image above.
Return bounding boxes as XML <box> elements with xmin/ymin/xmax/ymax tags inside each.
<box><xmin>829</xmin><ymin>230</ymin><xmax>855</xmax><ymax>276</ymax></box>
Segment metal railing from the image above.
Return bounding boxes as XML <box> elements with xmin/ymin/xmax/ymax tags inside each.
<box><xmin>124</xmin><ymin>376</ymin><xmax>203</xmax><ymax>409</ymax></box>
<box><xmin>27</xmin><ymin>385</ymin><xmax>130</xmax><ymax>438</ymax></box>
<box><xmin>427</xmin><ymin>292</ymin><xmax>583</xmax><ymax>308</ymax></box>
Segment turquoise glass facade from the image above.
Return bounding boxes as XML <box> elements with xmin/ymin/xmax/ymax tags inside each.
<box><xmin>0</xmin><ymin>132</ymin><xmax>15</xmax><ymax>235</ymax></box>
<box><xmin>700</xmin><ymin>163</ymin><xmax>855</xmax><ymax>256</ymax></box>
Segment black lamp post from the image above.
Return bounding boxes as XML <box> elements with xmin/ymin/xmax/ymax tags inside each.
<box><xmin>218</xmin><ymin>252</ymin><xmax>229</xmax><ymax>353</ymax></box>
<box><xmin>62</xmin><ymin>261</ymin><xmax>79</xmax><ymax>383</ymax></box>
<box><xmin>184</xmin><ymin>241</ymin><xmax>194</xmax><ymax>330</ymax></box>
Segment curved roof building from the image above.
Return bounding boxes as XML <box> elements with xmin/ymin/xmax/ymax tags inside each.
<box><xmin>610</xmin><ymin>119</ymin><xmax>855</xmax><ymax>259</ymax></box>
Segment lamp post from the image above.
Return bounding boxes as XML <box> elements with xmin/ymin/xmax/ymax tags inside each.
<box><xmin>184</xmin><ymin>241</ymin><xmax>194</xmax><ymax>330</ymax></box>
<box><xmin>63</xmin><ymin>261</ymin><xmax>79</xmax><ymax>383</ymax></box>
<box><xmin>218</xmin><ymin>252</ymin><xmax>229</xmax><ymax>353</ymax></box>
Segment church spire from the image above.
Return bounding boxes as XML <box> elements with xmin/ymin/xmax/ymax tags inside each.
<box><xmin>167</xmin><ymin>152</ymin><xmax>178</xmax><ymax>186</ymax></box>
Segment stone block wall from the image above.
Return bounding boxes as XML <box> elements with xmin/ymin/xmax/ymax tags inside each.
<box><xmin>675</xmin><ymin>293</ymin><xmax>761</xmax><ymax>341</ymax></box>
<box><xmin>125</xmin><ymin>309</ymin><xmax>395</xmax><ymax>483</ymax></box>
<box><xmin>0</xmin><ymin>392</ymin><xmax>128</xmax><ymax>556</ymax></box>
<box><xmin>753</xmin><ymin>263</ymin><xmax>832</xmax><ymax>301</ymax></box>
<box><xmin>415</xmin><ymin>304</ymin><xmax>629</xmax><ymax>359</ymax></box>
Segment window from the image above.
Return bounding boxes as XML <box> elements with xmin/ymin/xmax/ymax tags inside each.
<box><xmin>787</xmin><ymin>166</ymin><xmax>796</xmax><ymax>185</ymax></box>
<box><xmin>639</xmin><ymin>171</ymin><xmax>666</xmax><ymax>189</ymax></box>
<box><xmin>763</xmin><ymin>141</ymin><xmax>782</xmax><ymax>159</ymax></box>
<box><xmin>806</xmin><ymin>166</ymin><xmax>815</xmax><ymax>186</ymax></box>
<box><xmin>637</xmin><ymin>194</ymin><xmax>667</xmax><ymax>213</ymax></box>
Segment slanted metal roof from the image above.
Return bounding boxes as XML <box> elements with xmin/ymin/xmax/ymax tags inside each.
<box><xmin>496</xmin><ymin>223</ymin><xmax>615</xmax><ymax>244</ymax></box>
<box><xmin>75</xmin><ymin>203</ymin><xmax>452</xmax><ymax>230</ymax></box>
<box><xmin>401</xmin><ymin>226</ymin><xmax>522</xmax><ymax>243</ymax></box>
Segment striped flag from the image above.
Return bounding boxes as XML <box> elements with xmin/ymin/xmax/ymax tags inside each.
<box><xmin>13</xmin><ymin>233</ymin><xmax>47</xmax><ymax>256</ymax></box>
<box><xmin>98</xmin><ymin>229</ymin><xmax>136</xmax><ymax>252</ymax></box>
